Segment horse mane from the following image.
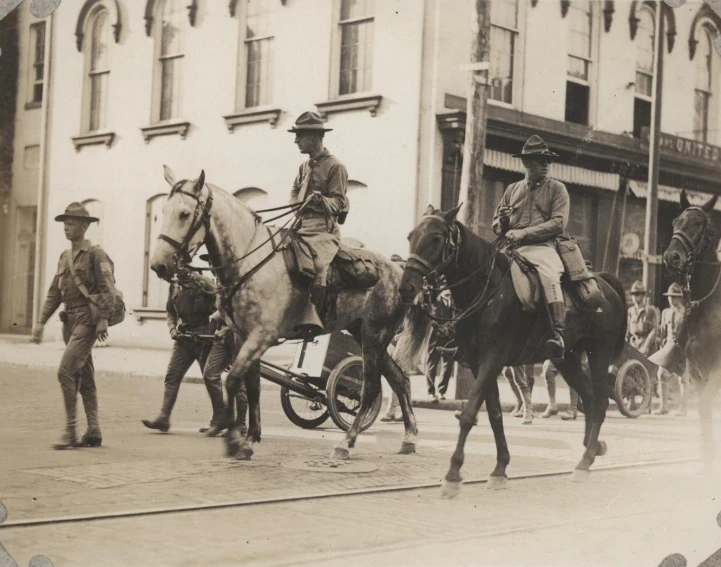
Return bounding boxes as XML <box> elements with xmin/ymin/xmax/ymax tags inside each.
<box><xmin>450</xmin><ymin>221</ymin><xmax>508</xmax><ymax>301</ymax></box>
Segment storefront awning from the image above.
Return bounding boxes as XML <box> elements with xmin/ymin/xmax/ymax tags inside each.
<box><xmin>484</xmin><ymin>149</ymin><xmax>621</xmax><ymax>191</ymax></box>
<box><xmin>627</xmin><ymin>180</ymin><xmax>721</xmax><ymax>212</ymax></box>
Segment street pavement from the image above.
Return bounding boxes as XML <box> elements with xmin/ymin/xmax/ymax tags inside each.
<box><xmin>1</xmin><ymin>363</ymin><xmax>720</xmax><ymax>567</ymax></box>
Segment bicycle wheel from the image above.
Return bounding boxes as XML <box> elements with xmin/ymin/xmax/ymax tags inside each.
<box><xmin>614</xmin><ymin>360</ymin><xmax>652</xmax><ymax>419</ymax></box>
<box><xmin>280</xmin><ymin>387</ymin><xmax>329</xmax><ymax>429</ymax></box>
<box><xmin>326</xmin><ymin>356</ymin><xmax>382</xmax><ymax>433</ymax></box>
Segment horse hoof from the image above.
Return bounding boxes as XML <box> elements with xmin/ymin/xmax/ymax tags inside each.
<box><xmin>486</xmin><ymin>475</ymin><xmax>508</xmax><ymax>490</ymax></box>
<box><xmin>398</xmin><ymin>442</ymin><xmax>416</xmax><ymax>455</ymax></box>
<box><xmin>331</xmin><ymin>447</ymin><xmax>350</xmax><ymax>460</ymax></box>
<box><xmin>596</xmin><ymin>440</ymin><xmax>607</xmax><ymax>457</ymax></box>
<box><xmin>570</xmin><ymin>468</ymin><xmax>591</xmax><ymax>483</ymax></box>
<box><xmin>440</xmin><ymin>479</ymin><xmax>461</xmax><ymax>499</ymax></box>
<box><xmin>234</xmin><ymin>446</ymin><xmax>254</xmax><ymax>461</ymax></box>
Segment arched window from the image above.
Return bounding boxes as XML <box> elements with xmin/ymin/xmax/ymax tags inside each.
<box><xmin>633</xmin><ymin>5</ymin><xmax>655</xmax><ymax>138</ymax></box>
<box><xmin>565</xmin><ymin>0</ymin><xmax>594</xmax><ymax>125</ymax></box>
<box><xmin>490</xmin><ymin>0</ymin><xmax>520</xmax><ymax>105</ymax></box>
<box><xmin>84</xmin><ymin>7</ymin><xmax>110</xmax><ymax>132</ymax></box>
<box><xmin>234</xmin><ymin>187</ymin><xmax>268</xmax><ymax>211</ymax></box>
<box><xmin>144</xmin><ymin>194</ymin><xmax>169</xmax><ymax>308</ymax></box>
<box><xmin>81</xmin><ymin>199</ymin><xmax>105</xmax><ymax>246</ymax></box>
<box><xmin>154</xmin><ymin>0</ymin><xmax>184</xmax><ymax>122</ymax></box>
<box><xmin>694</xmin><ymin>24</ymin><xmax>715</xmax><ymax>142</ymax></box>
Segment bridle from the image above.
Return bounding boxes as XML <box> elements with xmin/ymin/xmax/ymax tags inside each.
<box><xmin>406</xmin><ymin>216</ymin><xmax>509</xmax><ymax>323</ymax></box>
<box><xmin>158</xmin><ymin>180</ymin><xmax>214</xmax><ymax>260</ymax></box>
<box><xmin>670</xmin><ymin>206</ymin><xmax>720</xmax><ymax>306</ymax></box>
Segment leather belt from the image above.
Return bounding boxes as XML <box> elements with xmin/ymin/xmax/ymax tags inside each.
<box><xmin>65</xmin><ymin>299</ymin><xmax>89</xmax><ymax>310</ymax></box>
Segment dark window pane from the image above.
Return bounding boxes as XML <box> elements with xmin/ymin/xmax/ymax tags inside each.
<box><xmin>565</xmin><ymin>81</ymin><xmax>589</xmax><ymax>125</ymax></box>
<box><xmin>633</xmin><ymin>97</ymin><xmax>651</xmax><ymax>138</ymax></box>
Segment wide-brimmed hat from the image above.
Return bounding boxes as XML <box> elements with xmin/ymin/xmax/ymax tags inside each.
<box><xmin>288</xmin><ymin>111</ymin><xmax>333</xmax><ymax>133</ymax></box>
<box><xmin>630</xmin><ymin>280</ymin><xmax>647</xmax><ymax>295</ymax></box>
<box><xmin>663</xmin><ymin>282</ymin><xmax>684</xmax><ymax>297</ymax></box>
<box><xmin>54</xmin><ymin>202</ymin><xmax>99</xmax><ymax>223</ymax></box>
<box><xmin>512</xmin><ymin>135</ymin><xmax>559</xmax><ymax>160</ymax></box>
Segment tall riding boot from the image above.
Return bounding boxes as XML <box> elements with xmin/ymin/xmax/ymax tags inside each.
<box><xmin>541</xmin><ymin>366</ymin><xmax>558</xmax><ymax>418</ymax></box>
<box><xmin>202</xmin><ymin>380</ymin><xmax>227</xmax><ymax>437</ymax></box>
<box><xmin>76</xmin><ymin>391</ymin><xmax>102</xmax><ymax>447</ymax></box>
<box><xmin>562</xmin><ymin>388</ymin><xmax>579</xmax><ymax>420</ymax></box>
<box><xmin>545</xmin><ymin>302</ymin><xmax>566</xmax><ymax>360</ymax></box>
<box><xmin>653</xmin><ymin>380</ymin><xmax>669</xmax><ymax>415</ymax></box>
<box><xmin>675</xmin><ymin>380</ymin><xmax>688</xmax><ymax>417</ymax></box>
<box><xmin>521</xmin><ymin>385</ymin><xmax>534</xmax><ymax>425</ymax></box>
<box><xmin>142</xmin><ymin>386</ymin><xmax>178</xmax><ymax>432</ymax></box>
<box><xmin>53</xmin><ymin>386</ymin><xmax>78</xmax><ymax>450</ymax></box>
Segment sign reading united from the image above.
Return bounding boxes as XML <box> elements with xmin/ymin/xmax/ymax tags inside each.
<box><xmin>641</xmin><ymin>126</ymin><xmax>721</xmax><ymax>163</ymax></box>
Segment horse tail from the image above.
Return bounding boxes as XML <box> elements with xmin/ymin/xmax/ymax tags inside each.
<box><xmin>392</xmin><ymin>305</ymin><xmax>432</xmax><ymax>375</ymax></box>
<box><xmin>598</xmin><ymin>272</ymin><xmax>628</xmax><ymax>363</ymax></box>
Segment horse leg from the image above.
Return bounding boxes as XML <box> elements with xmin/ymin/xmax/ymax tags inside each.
<box><xmin>570</xmin><ymin>350</ymin><xmax>611</xmax><ymax>481</ymax></box>
<box><xmin>698</xmin><ymin>370</ymin><xmax>721</xmax><ymax>473</ymax></box>
<box><xmin>224</xmin><ymin>333</ymin><xmax>275</xmax><ymax>460</ymax></box>
<box><xmin>442</xmin><ymin>358</ymin><xmax>504</xmax><ymax>499</ymax></box>
<box><xmin>331</xmin><ymin>341</ymin><xmax>385</xmax><ymax>460</ymax></box>
<box><xmin>483</xmin><ymin>378</ymin><xmax>510</xmax><ymax>490</ymax></box>
<box><xmin>555</xmin><ymin>352</ymin><xmax>594</xmax><ymax>447</ymax></box>
<box><xmin>380</xmin><ymin>352</ymin><xmax>418</xmax><ymax>454</ymax></box>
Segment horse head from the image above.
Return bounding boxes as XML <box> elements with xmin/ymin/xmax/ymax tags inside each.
<box><xmin>663</xmin><ymin>190</ymin><xmax>717</xmax><ymax>274</ymax></box>
<box><xmin>150</xmin><ymin>165</ymin><xmax>211</xmax><ymax>281</ymax></box>
<box><xmin>399</xmin><ymin>203</ymin><xmax>462</xmax><ymax>305</ymax></box>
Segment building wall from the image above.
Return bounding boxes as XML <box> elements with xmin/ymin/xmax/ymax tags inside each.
<box><xmin>41</xmin><ymin>0</ymin><xmax>425</xmax><ymax>346</ymax></box>
<box><xmin>0</xmin><ymin>3</ymin><xmax>44</xmax><ymax>334</ymax></box>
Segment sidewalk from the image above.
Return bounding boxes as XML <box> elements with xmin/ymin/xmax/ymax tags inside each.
<box><xmin>0</xmin><ymin>336</ymin><xmax>579</xmax><ymax>412</ymax></box>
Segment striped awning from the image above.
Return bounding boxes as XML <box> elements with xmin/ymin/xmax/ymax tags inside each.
<box><xmin>627</xmin><ymin>180</ymin><xmax>721</xmax><ymax>212</ymax></box>
<box><xmin>484</xmin><ymin>149</ymin><xmax>621</xmax><ymax>191</ymax></box>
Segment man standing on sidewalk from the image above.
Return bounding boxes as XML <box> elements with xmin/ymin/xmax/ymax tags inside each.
<box><xmin>426</xmin><ymin>287</ymin><xmax>456</xmax><ymax>402</ymax></box>
<box><xmin>142</xmin><ymin>267</ymin><xmax>216</xmax><ymax>432</ymax></box>
<box><xmin>31</xmin><ymin>202</ymin><xmax>116</xmax><ymax>450</ymax></box>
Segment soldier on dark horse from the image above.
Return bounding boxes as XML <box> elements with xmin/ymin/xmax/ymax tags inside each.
<box><xmin>396</xmin><ymin>135</ymin><xmax>627</xmax><ymax>496</ymax></box>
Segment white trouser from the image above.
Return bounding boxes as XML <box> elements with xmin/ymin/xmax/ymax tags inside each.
<box><xmin>516</xmin><ymin>244</ymin><xmax>564</xmax><ymax>304</ymax></box>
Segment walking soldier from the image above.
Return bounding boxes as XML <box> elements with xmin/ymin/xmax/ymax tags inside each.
<box><xmin>32</xmin><ymin>202</ymin><xmax>117</xmax><ymax>449</ymax></box>
<box><xmin>142</xmin><ymin>267</ymin><xmax>216</xmax><ymax>432</ymax></box>
<box><xmin>492</xmin><ymin>135</ymin><xmax>570</xmax><ymax>359</ymax></box>
<box><xmin>288</xmin><ymin>111</ymin><xmax>350</xmax><ymax>338</ymax></box>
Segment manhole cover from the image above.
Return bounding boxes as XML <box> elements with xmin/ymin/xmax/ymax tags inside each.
<box><xmin>281</xmin><ymin>459</ymin><xmax>378</xmax><ymax>474</ymax></box>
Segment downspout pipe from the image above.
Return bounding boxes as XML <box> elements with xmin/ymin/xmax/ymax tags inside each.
<box><xmin>32</xmin><ymin>11</ymin><xmax>53</xmax><ymax>329</ymax></box>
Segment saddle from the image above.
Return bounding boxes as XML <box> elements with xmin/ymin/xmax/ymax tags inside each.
<box><xmin>281</xmin><ymin>230</ymin><xmax>381</xmax><ymax>292</ymax></box>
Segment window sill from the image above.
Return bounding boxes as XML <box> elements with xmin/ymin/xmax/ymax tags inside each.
<box><xmin>315</xmin><ymin>94</ymin><xmax>382</xmax><ymax>118</ymax></box>
<box><xmin>223</xmin><ymin>107</ymin><xmax>283</xmax><ymax>132</ymax></box>
<box><xmin>140</xmin><ymin>121</ymin><xmax>191</xmax><ymax>143</ymax></box>
<box><xmin>72</xmin><ymin>131</ymin><xmax>115</xmax><ymax>151</ymax></box>
<box><xmin>132</xmin><ymin>307</ymin><xmax>167</xmax><ymax>323</ymax></box>
<box><xmin>24</xmin><ymin>101</ymin><xmax>42</xmax><ymax>110</ymax></box>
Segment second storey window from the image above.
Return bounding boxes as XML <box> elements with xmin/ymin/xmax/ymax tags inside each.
<box><xmin>242</xmin><ymin>0</ymin><xmax>274</xmax><ymax>108</ymax></box>
<box><xmin>694</xmin><ymin>25</ymin><xmax>714</xmax><ymax>143</ymax></box>
<box><xmin>28</xmin><ymin>22</ymin><xmax>46</xmax><ymax>105</ymax></box>
<box><xmin>633</xmin><ymin>6</ymin><xmax>655</xmax><ymax>138</ymax></box>
<box><xmin>339</xmin><ymin>0</ymin><xmax>374</xmax><ymax>96</ymax></box>
<box><xmin>490</xmin><ymin>0</ymin><xmax>519</xmax><ymax>105</ymax></box>
<box><xmin>86</xmin><ymin>8</ymin><xmax>110</xmax><ymax>132</ymax></box>
<box><xmin>565</xmin><ymin>0</ymin><xmax>593</xmax><ymax>125</ymax></box>
<box><xmin>155</xmin><ymin>0</ymin><xmax>184</xmax><ymax>122</ymax></box>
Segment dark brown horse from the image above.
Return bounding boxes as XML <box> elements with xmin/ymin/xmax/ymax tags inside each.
<box><xmin>396</xmin><ymin>205</ymin><xmax>627</xmax><ymax>496</ymax></box>
<box><xmin>661</xmin><ymin>190</ymin><xmax>720</xmax><ymax>472</ymax></box>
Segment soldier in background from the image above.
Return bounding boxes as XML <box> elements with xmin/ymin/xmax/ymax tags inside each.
<box><xmin>654</xmin><ymin>283</ymin><xmax>688</xmax><ymax>416</ymax></box>
<box><xmin>426</xmin><ymin>286</ymin><xmax>456</xmax><ymax>402</ymax></box>
<box><xmin>626</xmin><ymin>281</ymin><xmax>659</xmax><ymax>357</ymax></box>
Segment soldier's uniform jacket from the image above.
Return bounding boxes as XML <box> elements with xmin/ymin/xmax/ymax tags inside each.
<box><xmin>659</xmin><ymin>304</ymin><xmax>687</xmax><ymax>348</ymax></box>
<box><xmin>290</xmin><ymin>149</ymin><xmax>349</xmax><ymax>220</ymax></box>
<box><xmin>491</xmin><ymin>178</ymin><xmax>570</xmax><ymax>245</ymax></box>
<box><xmin>166</xmin><ymin>273</ymin><xmax>217</xmax><ymax>333</ymax></box>
<box><xmin>626</xmin><ymin>303</ymin><xmax>659</xmax><ymax>351</ymax></box>
<box><xmin>430</xmin><ymin>293</ymin><xmax>455</xmax><ymax>344</ymax></box>
<box><xmin>40</xmin><ymin>241</ymin><xmax>115</xmax><ymax>324</ymax></box>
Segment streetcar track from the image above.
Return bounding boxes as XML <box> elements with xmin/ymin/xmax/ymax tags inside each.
<box><xmin>0</xmin><ymin>456</ymin><xmax>696</xmax><ymax>530</ymax></box>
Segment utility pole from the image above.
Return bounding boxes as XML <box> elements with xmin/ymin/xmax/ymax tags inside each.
<box><xmin>642</xmin><ymin>2</ymin><xmax>665</xmax><ymax>305</ymax></box>
<box><xmin>457</xmin><ymin>0</ymin><xmax>492</xmax><ymax>235</ymax></box>
<box><xmin>455</xmin><ymin>0</ymin><xmax>491</xmax><ymax>400</ymax></box>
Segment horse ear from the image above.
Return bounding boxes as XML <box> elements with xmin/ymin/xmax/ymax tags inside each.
<box><xmin>680</xmin><ymin>189</ymin><xmax>692</xmax><ymax>211</ymax></box>
<box><xmin>442</xmin><ymin>202</ymin><xmax>463</xmax><ymax>223</ymax></box>
<box><xmin>424</xmin><ymin>204</ymin><xmax>435</xmax><ymax>216</ymax></box>
<box><xmin>701</xmin><ymin>194</ymin><xmax>718</xmax><ymax>213</ymax></box>
<box><xmin>194</xmin><ymin>170</ymin><xmax>206</xmax><ymax>192</ymax></box>
<box><xmin>163</xmin><ymin>165</ymin><xmax>177</xmax><ymax>187</ymax></box>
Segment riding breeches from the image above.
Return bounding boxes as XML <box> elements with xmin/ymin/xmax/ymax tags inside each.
<box><xmin>59</xmin><ymin>309</ymin><xmax>99</xmax><ymax>433</ymax></box>
<box><xmin>296</xmin><ymin>216</ymin><xmax>340</xmax><ymax>287</ymax></box>
<box><xmin>516</xmin><ymin>244</ymin><xmax>564</xmax><ymax>304</ymax></box>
